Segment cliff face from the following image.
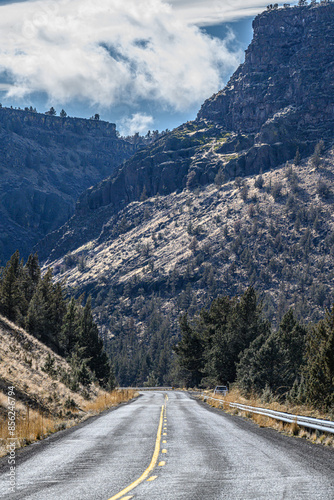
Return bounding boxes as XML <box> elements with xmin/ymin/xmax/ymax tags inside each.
<box><xmin>198</xmin><ymin>3</ymin><xmax>334</xmax><ymax>138</ymax></box>
<box><xmin>38</xmin><ymin>3</ymin><xmax>334</xmax><ymax>263</ymax></box>
<box><xmin>0</xmin><ymin>107</ymin><xmax>135</xmax><ymax>263</ymax></box>
<box><xmin>0</xmin><ymin>107</ymin><xmax>117</xmax><ymax>136</ymax></box>
<box><xmin>34</xmin><ymin>4</ymin><xmax>334</xmax><ymax>386</ymax></box>
<box><xmin>46</xmin><ymin>144</ymin><xmax>334</xmax><ymax>386</ymax></box>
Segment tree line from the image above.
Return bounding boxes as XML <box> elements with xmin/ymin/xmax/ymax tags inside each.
<box><xmin>0</xmin><ymin>251</ymin><xmax>114</xmax><ymax>389</ymax></box>
<box><xmin>176</xmin><ymin>287</ymin><xmax>334</xmax><ymax>409</ymax></box>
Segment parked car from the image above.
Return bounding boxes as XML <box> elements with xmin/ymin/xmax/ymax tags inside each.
<box><xmin>214</xmin><ymin>385</ymin><xmax>228</xmax><ymax>396</ymax></box>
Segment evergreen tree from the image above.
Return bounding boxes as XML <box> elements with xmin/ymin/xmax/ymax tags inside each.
<box><xmin>176</xmin><ymin>288</ymin><xmax>269</xmax><ymax>388</ymax></box>
<box><xmin>26</xmin><ymin>268</ymin><xmax>65</xmax><ymax>351</ymax></box>
<box><xmin>303</xmin><ymin>305</ymin><xmax>334</xmax><ymax>408</ymax></box>
<box><xmin>78</xmin><ymin>297</ymin><xmax>114</xmax><ymax>387</ymax></box>
<box><xmin>0</xmin><ymin>251</ymin><xmax>115</xmax><ymax>391</ymax></box>
<box><xmin>294</xmin><ymin>147</ymin><xmax>301</xmax><ymax>166</ymax></box>
<box><xmin>23</xmin><ymin>253</ymin><xmax>40</xmax><ymax>304</ymax></box>
<box><xmin>200</xmin><ymin>296</ymin><xmax>234</xmax><ymax>385</ymax></box>
<box><xmin>205</xmin><ymin>288</ymin><xmax>269</xmax><ymax>385</ymax></box>
<box><xmin>236</xmin><ymin>331</ymin><xmax>271</xmax><ymax>394</ymax></box>
<box><xmin>237</xmin><ymin>309</ymin><xmax>307</xmax><ymax>397</ymax></box>
<box><xmin>276</xmin><ymin>309</ymin><xmax>307</xmax><ymax>387</ymax></box>
<box><xmin>60</xmin><ymin>297</ymin><xmax>80</xmax><ymax>356</ymax></box>
<box><xmin>50</xmin><ymin>281</ymin><xmax>66</xmax><ymax>338</ymax></box>
<box><xmin>174</xmin><ymin>314</ymin><xmax>204</xmax><ymax>387</ymax></box>
<box><xmin>0</xmin><ymin>250</ymin><xmax>26</xmax><ymax>323</ymax></box>
<box><xmin>26</xmin><ymin>285</ymin><xmax>50</xmax><ymax>344</ymax></box>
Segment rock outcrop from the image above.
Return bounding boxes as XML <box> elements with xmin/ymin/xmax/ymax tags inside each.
<box><xmin>38</xmin><ymin>3</ymin><xmax>334</xmax><ymax>262</ymax></box>
<box><xmin>32</xmin><ymin>4</ymin><xmax>334</xmax><ymax>386</ymax></box>
<box><xmin>0</xmin><ymin>107</ymin><xmax>136</xmax><ymax>263</ymax></box>
<box><xmin>198</xmin><ymin>3</ymin><xmax>334</xmax><ymax>171</ymax></box>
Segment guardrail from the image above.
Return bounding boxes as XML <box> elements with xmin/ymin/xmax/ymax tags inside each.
<box><xmin>118</xmin><ymin>387</ymin><xmax>173</xmax><ymax>391</ymax></box>
<box><xmin>202</xmin><ymin>396</ymin><xmax>334</xmax><ymax>435</ymax></box>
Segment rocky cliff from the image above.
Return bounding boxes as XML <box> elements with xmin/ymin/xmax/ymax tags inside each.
<box><xmin>47</xmin><ymin>145</ymin><xmax>334</xmax><ymax>385</ymax></box>
<box><xmin>199</xmin><ymin>3</ymin><xmax>334</xmax><ymax>133</ymax></box>
<box><xmin>38</xmin><ymin>3</ymin><xmax>334</xmax><ymax>263</ymax></box>
<box><xmin>0</xmin><ymin>107</ymin><xmax>136</xmax><ymax>263</ymax></box>
<box><xmin>35</xmin><ymin>3</ymin><xmax>334</xmax><ymax>385</ymax></box>
<box><xmin>198</xmin><ymin>2</ymin><xmax>334</xmax><ymax>171</ymax></box>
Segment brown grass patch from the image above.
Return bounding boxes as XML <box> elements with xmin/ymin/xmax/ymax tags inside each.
<box><xmin>83</xmin><ymin>389</ymin><xmax>136</xmax><ymax>413</ymax></box>
<box><xmin>0</xmin><ymin>389</ymin><xmax>136</xmax><ymax>457</ymax></box>
<box><xmin>200</xmin><ymin>388</ymin><xmax>334</xmax><ymax>447</ymax></box>
<box><xmin>0</xmin><ymin>315</ymin><xmax>137</xmax><ymax>458</ymax></box>
<box><xmin>0</xmin><ymin>406</ymin><xmax>72</xmax><ymax>455</ymax></box>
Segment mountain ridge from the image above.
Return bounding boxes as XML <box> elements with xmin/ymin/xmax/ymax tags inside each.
<box><xmin>0</xmin><ymin>106</ymin><xmax>137</xmax><ymax>263</ymax></box>
<box><xmin>38</xmin><ymin>2</ymin><xmax>334</xmax><ymax>264</ymax></box>
<box><xmin>29</xmin><ymin>3</ymin><xmax>334</xmax><ymax>385</ymax></box>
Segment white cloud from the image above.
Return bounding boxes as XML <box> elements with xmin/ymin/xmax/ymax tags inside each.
<box><xmin>119</xmin><ymin>113</ymin><xmax>154</xmax><ymax>136</ymax></box>
<box><xmin>0</xmin><ymin>0</ymin><xmax>244</xmax><ymax>113</ymax></box>
<box><xmin>168</xmin><ymin>0</ymin><xmax>294</xmax><ymax>25</ymax></box>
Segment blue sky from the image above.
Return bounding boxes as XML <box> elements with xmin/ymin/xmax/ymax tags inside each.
<box><xmin>0</xmin><ymin>1</ymin><xmax>295</xmax><ymax>135</ymax></box>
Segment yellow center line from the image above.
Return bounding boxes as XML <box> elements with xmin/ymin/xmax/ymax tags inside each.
<box><xmin>147</xmin><ymin>476</ymin><xmax>158</xmax><ymax>482</ymax></box>
<box><xmin>158</xmin><ymin>461</ymin><xmax>166</xmax><ymax>466</ymax></box>
<box><xmin>108</xmin><ymin>405</ymin><xmax>164</xmax><ymax>500</ymax></box>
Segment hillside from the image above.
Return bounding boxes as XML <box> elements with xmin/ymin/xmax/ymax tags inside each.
<box><xmin>44</xmin><ymin>147</ymin><xmax>334</xmax><ymax>384</ymax></box>
<box><xmin>0</xmin><ymin>106</ymin><xmax>136</xmax><ymax>264</ymax></box>
<box><xmin>0</xmin><ymin>314</ymin><xmax>94</xmax><ymax>417</ymax></box>
<box><xmin>38</xmin><ymin>2</ymin><xmax>334</xmax><ymax>263</ymax></box>
<box><xmin>0</xmin><ymin>314</ymin><xmax>135</xmax><ymax>457</ymax></box>
<box><xmin>36</xmin><ymin>3</ymin><xmax>334</xmax><ymax>385</ymax></box>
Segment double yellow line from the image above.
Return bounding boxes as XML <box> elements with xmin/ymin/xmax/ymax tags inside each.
<box><xmin>109</xmin><ymin>402</ymin><xmax>165</xmax><ymax>500</ymax></box>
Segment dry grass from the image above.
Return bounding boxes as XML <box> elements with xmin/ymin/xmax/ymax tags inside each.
<box><xmin>83</xmin><ymin>389</ymin><xmax>136</xmax><ymax>413</ymax></box>
<box><xmin>0</xmin><ymin>315</ymin><xmax>95</xmax><ymax>415</ymax></box>
<box><xmin>0</xmin><ymin>389</ymin><xmax>136</xmax><ymax>458</ymax></box>
<box><xmin>0</xmin><ymin>316</ymin><xmax>137</xmax><ymax>457</ymax></box>
<box><xmin>201</xmin><ymin>388</ymin><xmax>334</xmax><ymax>447</ymax></box>
<box><xmin>0</xmin><ymin>406</ymin><xmax>68</xmax><ymax>448</ymax></box>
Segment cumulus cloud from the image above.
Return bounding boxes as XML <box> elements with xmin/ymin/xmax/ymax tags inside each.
<box><xmin>0</xmin><ymin>0</ymin><xmax>243</xmax><ymax>112</ymax></box>
<box><xmin>119</xmin><ymin>113</ymin><xmax>154</xmax><ymax>136</ymax></box>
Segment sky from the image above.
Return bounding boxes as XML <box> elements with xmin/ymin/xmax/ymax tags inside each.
<box><xmin>0</xmin><ymin>1</ymin><xmax>296</xmax><ymax>135</ymax></box>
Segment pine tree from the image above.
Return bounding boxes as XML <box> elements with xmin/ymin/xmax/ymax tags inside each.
<box><xmin>236</xmin><ymin>331</ymin><xmax>271</xmax><ymax>394</ymax></box>
<box><xmin>26</xmin><ymin>285</ymin><xmax>49</xmax><ymax>343</ymax></box>
<box><xmin>50</xmin><ymin>282</ymin><xmax>66</xmax><ymax>338</ymax></box>
<box><xmin>294</xmin><ymin>147</ymin><xmax>301</xmax><ymax>166</ymax></box>
<box><xmin>26</xmin><ymin>268</ymin><xmax>65</xmax><ymax>351</ymax></box>
<box><xmin>78</xmin><ymin>297</ymin><xmax>113</xmax><ymax>387</ymax></box>
<box><xmin>22</xmin><ymin>253</ymin><xmax>40</xmax><ymax>304</ymax></box>
<box><xmin>222</xmin><ymin>287</ymin><xmax>269</xmax><ymax>383</ymax></box>
<box><xmin>60</xmin><ymin>297</ymin><xmax>80</xmax><ymax>356</ymax></box>
<box><xmin>0</xmin><ymin>252</ymin><xmax>115</xmax><ymax>390</ymax></box>
<box><xmin>0</xmin><ymin>250</ymin><xmax>26</xmax><ymax>323</ymax></box>
<box><xmin>201</xmin><ymin>296</ymin><xmax>233</xmax><ymax>385</ymax></box>
<box><xmin>174</xmin><ymin>314</ymin><xmax>204</xmax><ymax>387</ymax></box>
<box><xmin>304</xmin><ymin>305</ymin><xmax>334</xmax><ymax>408</ymax></box>
<box><xmin>236</xmin><ymin>309</ymin><xmax>307</xmax><ymax>397</ymax></box>
<box><xmin>276</xmin><ymin>309</ymin><xmax>307</xmax><ymax>387</ymax></box>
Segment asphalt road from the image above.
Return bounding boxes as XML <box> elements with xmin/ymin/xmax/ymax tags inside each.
<box><xmin>1</xmin><ymin>391</ymin><xmax>334</xmax><ymax>499</ymax></box>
